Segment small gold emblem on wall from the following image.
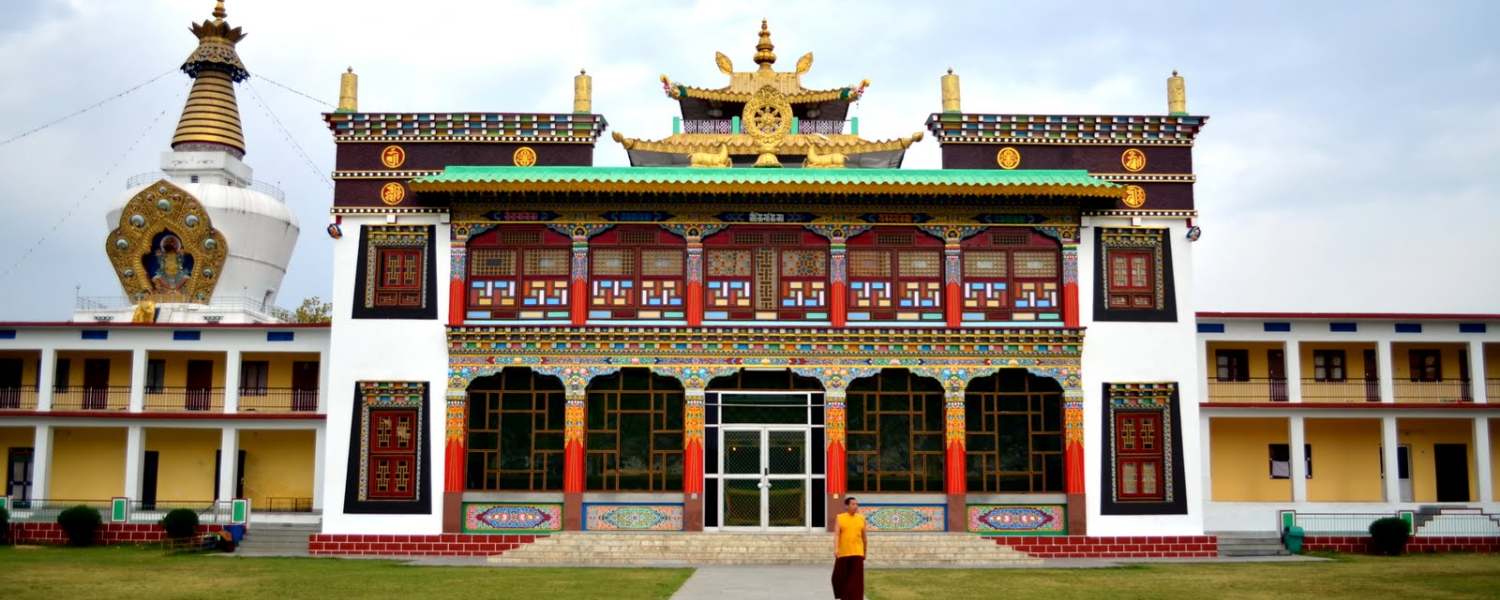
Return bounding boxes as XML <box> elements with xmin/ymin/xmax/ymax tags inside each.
<box><xmin>380</xmin><ymin>145</ymin><xmax>406</xmax><ymax>169</ymax></box>
<box><xmin>380</xmin><ymin>182</ymin><xmax>407</xmax><ymax>206</ymax></box>
<box><xmin>1123</xmin><ymin>185</ymin><xmax>1147</xmax><ymax>208</ymax></box>
<box><xmin>513</xmin><ymin>146</ymin><xmax>538</xmax><ymax>167</ymax></box>
<box><xmin>1121</xmin><ymin>148</ymin><xmax>1147</xmax><ymax>172</ymax></box>
<box><xmin>996</xmin><ymin>147</ymin><xmax>1021</xmax><ymax>170</ymax></box>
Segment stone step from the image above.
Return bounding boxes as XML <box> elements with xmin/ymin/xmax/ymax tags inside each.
<box><xmin>489</xmin><ymin>532</ymin><xmax>1037</xmax><ymax>566</ymax></box>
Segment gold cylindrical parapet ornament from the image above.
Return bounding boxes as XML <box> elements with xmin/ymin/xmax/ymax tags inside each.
<box><xmin>573</xmin><ymin>69</ymin><xmax>592</xmax><ymax>114</ymax></box>
<box><xmin>338</xmin><ymin>67</ymin><xmax>358</xmax><ymax>113</ymax></box>
<box><xmin>1167</xmin><ymin>70</ymin><xmax>1187</xmax><ymax>116</ymax></box>
<box><xmin>941</xmin><ymin>68</ymin><xmax>961</xmax><ymax>113</ymax></box>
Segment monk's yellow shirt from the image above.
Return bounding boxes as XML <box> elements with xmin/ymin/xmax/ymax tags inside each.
<box><xmin>836</xmin><ymin>512</ymin><xmax>866</xmax><ymax>557</ymax></box>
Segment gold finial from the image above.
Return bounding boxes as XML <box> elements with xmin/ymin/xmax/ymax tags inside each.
<box><xmin>1167</xmin><ymin>69</ymin><xmax>1188</xmax><ymax>116</ymax></box>
<box><xmin>941</xmin><ymin>68</ymin><xmax>961</xmax><ymax>113</ymax></box>
<box><xmin>337</xmin><ymin>67</ymin><xmax>358</xmax><ymax>113</ymax></box>
<box><xmin>573</xmin><ymin>68</ymin><xmax>593</xmax><ymax>114</ymax></box>
<box><xmin>213</xmin><ymin>0</ymin><xmax>227</xmax><ymax>20</ymax></box>
<box><xmin>172</xmin><ymin>0</ymin><xmax>250</xmax><ymax>157</ymax></box>
<box><xmin>754</xmin><ymin>19</ymin><xmax>776</xmax><ymax>71</ymax></box>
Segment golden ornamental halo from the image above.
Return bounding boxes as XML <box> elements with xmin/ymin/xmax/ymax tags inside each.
<box><xmin>380</xmin><ymin>145</ymin><xmax>406</xmax><ymax>169</ymax></box>
<box><xmin>513</xmin><ymin>146</ymin><xmax>538</xmax><ymax>167</ymax></box>
<box><xmin>1122</xmin><ymin>184</ymin><xmax>1147</xmax><ymax>208</ymax></box>
<box><xmin>1121</xmin><ymin>148</ymin><xmax>1147</xmax><ymax>172</ymax></box>
<box><xmin>996</xmin><ymin>147</ymin><xmax>1021</xmax><ymax>170</ymax></box>
<box><xmin>380</xmin><ymin>182</ymin><xmax>407</xmax><ymax>206</ymax></box>
<box><xmin>743</xmin><ymin>85</ymin><xmax>792</xmax><ymax>167</ymax></box>
<box><xmin>105</xmin><ymin>179</ymin><xmax>228</xmax><ymax>304</ymax></box>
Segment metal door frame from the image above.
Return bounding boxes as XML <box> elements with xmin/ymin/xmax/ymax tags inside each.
<box><xmin>718</xmin><ymin>424</ymin><xmax>812</xmax><ymax>531</ymax></box>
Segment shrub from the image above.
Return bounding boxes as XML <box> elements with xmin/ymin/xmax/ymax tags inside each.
<box><xmin>159</xmin><ymin>508</ymin><xmax>200</xmax><ymax>540</ymax></box>
<box><xmin>0</xmin><ymin>506</ymin><xmax>10</xmax><ymax>545</ymax></box>
<box><xmin>1369</xmin><ymin>516</ymin><xmax>1411</xmax><ymax>556</ymax></box>
<box><xmin>57</xmin><ymin>505</ymin><xmax>102</xmax><ymax>547</ymax></box>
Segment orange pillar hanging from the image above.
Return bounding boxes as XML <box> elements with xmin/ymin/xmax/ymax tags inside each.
<box><xmin>683</xmin><ymin>388</ymin><xmax>706</xmax><ymax>530</ymax></box>
<box><xmin>829</xmin><ymin>242</ymin><xmax>848</xmax><ymax>328</ymax></box>
<box><xmin>441</xmin><ymin>390</ymin><xmax>467</xmax><ymax>532</ymax></box>
<box><xmin>824</xmin><ymin>390</ymin><xmax>848</xmax><ymax>530</ymax></box>
<box><xmin>943</xmin><ymin>385</ymin><xmax>968</xmax><ymax>532</ymax></box>
<box><xmin>1063</xmin><ymin>387</ymin><xmax>1086</xmax><ymax>534</ymax></box>
<box><xmin>563</xmin><ymin>388</ymin><xmax>587</xmax><ymax>530</ymax></box>
<box><xmin>448</xmin><ymin>230</ymin><xmax>467</xmax><ymax>326</ymax></box>
<box><xmin>943</xmin><ymin>245</ymin><xmax>962</xmax><ymax>328</ymax></box>
<box><xmin>569</xmin><ymin>233</ymin><xmax>589</xmax><ymax>326</ymax></box>
<box><xmin>1062</xmin><ymin>244</ymin><xmax>1080</xmax><ymax>328</ymax></box>
<box><xmin>686</xmin><ymin>241</ymin><xmax>705</xmax><ymax>326</ymax></box>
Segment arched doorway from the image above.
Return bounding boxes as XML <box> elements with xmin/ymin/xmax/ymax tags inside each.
<box><xmin>584</xmin><ymin>369</ymin><xmax>684</xmax><ymax>492</ymax></box>
<box><xmin>844</xmin><ymin>369</ymin><xmax>946</xmax><ymax>493</ymax></box>
<box><xmin>704</xmin><ymin>370</ymin><xmax>825</xmax><ymax>530</ymax></box>
<box><xmin>964</xmin><ymin>370</ymin><xmax>1065</xmax><ymax>493</ymax></box>
<box><xmin>464</xmin><ymin>368</ymin><xmax>566</xmax><ymax>492</ymax></box>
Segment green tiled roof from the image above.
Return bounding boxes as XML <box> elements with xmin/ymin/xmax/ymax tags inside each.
<box><xmin>409</xmin><ymin>166</ymin><xmax>1121</xmax><ymax>198</ymax></box>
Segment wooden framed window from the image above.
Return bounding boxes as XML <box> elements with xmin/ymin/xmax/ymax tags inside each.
<box><xmin>846</xmin><ymin>370</ymin><xmax>944</xmax><ymax>493</ymax></box>
<box><xmin>1215</xmin><ymin>350</ymin><xmax>1250</xmax><ymax>382</ymax></box>
<box><xmin>588</xmin><ymin>226</ymin><xmax>686</xmax><ymax>320</ymax></box>
<box><xmin>1107</xmin><ymin>250</ymin><xmax>1155</xmax><ymax>310</ymax></box>
<box><xmin>964</xmin><ymin>371</ymin><xmax>1064</xmax><ymax>493</ymax></box>
<box><xmin>703</xmin><ymin>228</ymin><xmax>829</xmax><ymax>321</ymax></box>
<box><xmin>1114</xmin><ymin>411</ymin><xmax>1165</xmax><ymax>501</ymax></box>
<box><xmin>367</xmin><ymin>408</ymin><xmax>418</xmax><ymax>499</ymax></box>
<box><xmin>585</xmin><ymin>369</ymin><xmax>684</xmax><ymax>492</ymax></box>
<box><xmin>466</xmin><ymin>226</ymin><xmax>571</xmax><ymax>321</ymax></box>
<box><xmin>374</xmin><ymin>248</ymin><xmax>423</xmax><ymax>308</ymax></box>
<box><xmin>1408</xmin><ymin>349</ymin><xmax>1442</xmax><ymax>382</ymax></box>
<box><xmin>239</xmin><ymin>360</ymin><xmax>269</xmax><ymax>396</ymax></box>
<box><xmin>465</xmin><ymin>368</ymin><xmax>565</xmax><ymax>491</ymax></box>
<box><xmin>356</xmin><ymin>225</ymin><xmax>435</xmax><ymax>319</ymax></box>
<box><xmin>1268</xmin><ymin>444</ymin><xmax>1312</xmax><ymax>479</ymax></box>
<box><xmin>846</xmin><ymin>228</ymin><xmax>944</xmax><ymax>322</ymax></box>
<box><xmin>959</xmin><ymin>229</ymin><xmax>1062</xmax><ymax>322</ymax></box>
<box><xmin>1313</xmin><ymin>350</ymin><xmax>1347</xmax><ymax>382</ymax></box>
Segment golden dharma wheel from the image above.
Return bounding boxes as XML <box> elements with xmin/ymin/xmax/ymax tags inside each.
<box><xmin>996</xmin><ymin>147</ymin><xmax>1021</xmax><ymax>170</ymax></box>
<box><xmin>513</xmin><ymin>146</ymin><xmax>538</xmax><ymax>167</ymax></box>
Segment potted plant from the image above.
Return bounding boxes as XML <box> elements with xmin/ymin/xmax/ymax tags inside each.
<box><xmin>1369</xmin><ymin>516</ymin><xmax>1411</xmax><ymax>556</ymax></box>
<box><xmin>56</xmin><ymin>505</ymin><xmax>102</xmax><ymax>547</ymax></box>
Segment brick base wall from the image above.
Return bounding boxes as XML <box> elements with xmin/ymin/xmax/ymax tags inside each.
<box><xmin>308</xmin><ymin>533</ymin><xmax>544</xmax><ymax>557</ymax></box>
<box><xmin>992</xmin><ymin>535</ymin><xmax>1218</xmax><ymax>558</ymax></box>
<box><xmin>9</xmin><ymin>522</ymin><xmax>224</xmax><ymax>546</ymax></box>
<box><xmin>1304</xmin><ymin>535</ymin><xmax>1500</xmax><ymax>554</ymax></box>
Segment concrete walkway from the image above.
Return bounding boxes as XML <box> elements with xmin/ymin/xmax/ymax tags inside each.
<box><xmin>671</xmin><ymin>566</ymin><xmax>862</xmax><ymax>600</ymax></box>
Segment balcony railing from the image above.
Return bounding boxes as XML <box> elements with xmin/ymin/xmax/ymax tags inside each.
<box><xmin>1489</xmin><ymin>379</ymin><xmax>1500</xmax><ymax>403</ymax></box>
<box><xmin>1300</xmin><ymin>379</ymin><xmax>1381</xmax><ymax>403</ymax></box>
<box><xmin>144</xmin><ymin>387</ymin><xmax>226</xmax><ymax>412</ymax></box>
<box><xmin>1394</xmin><ymin>380</ymin><xmax>1473</xmax><ymax>403</ymax></box>
<box><xmin>237</xmin><ymin>388</ymin><xmax>320</xmax><ymax>413</ymax></box>
<box><xmin>4</xmin><ymin>499</ymin><xmax>237</xmax><ymax>524</ymax></box>
<box><xmin>0</xmin><ymin>385</ymin><xmax>38</xmax><ymax>410</ymax></box>
<box><xmin>677</xmin><ymin>118</ymin><xmax>850</xmax><ymax>136</ymax></box>
<box><xmin>50</xmin><ymin>386</ymin><xmax>130</xmax><ymax>411</ymax></box>
<box><xmin>262</xmin><ymin>497</ymin><xmax>314</xmax><ymax>513</ymax></box>
<box><xmin>796</xmin><ymin>119</ymin><xmax>848</xmax><ymax>135</ymax></box>
<box><xmin>682</xmin><ymin>119</ymin><xmax>734</xmax><ymax>134</ymax></box>
<box><xmin>1206</xmin><ymin>378</ymin><xmax>1289</xmax><ymax>403</ymax></box>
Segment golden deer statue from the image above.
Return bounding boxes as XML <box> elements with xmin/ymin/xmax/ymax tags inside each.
<box><xmin>689</xmin><ymin>144</ymin><xmax>732</xmax><ymax>168</ymax></box>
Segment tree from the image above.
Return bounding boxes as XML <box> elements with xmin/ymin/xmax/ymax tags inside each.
<box><xmin>293</xmin><ymin>296</ymin><xmax>333</xmax><ymax>323</ymax></box>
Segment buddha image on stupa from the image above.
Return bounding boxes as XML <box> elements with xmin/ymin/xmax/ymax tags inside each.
<box><xmin>145</xmin><ymin>231</ymin><xmax>195</xmax><ymax>292</ymax></box>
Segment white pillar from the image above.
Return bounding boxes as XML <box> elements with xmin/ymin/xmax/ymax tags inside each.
<box><xmin>217</xmin><ymin>428</ymin><xmax>239</xmax><ymax>501</ymax></box>
<box><xmin>1381</xmin><ymin>416</ymin><xmax>1401</xmax><ymax>504</ymax></box>
<box><xmin>1289</xmin><ymin>416</ymin><xmax>1307</xmax><ymax>502</ymax></box>
<box><xmin>123</xmin><ymin>426</ymin><xmax>144</xmax><ymax>501</ymax></box>
<box><xmin>1285</xmin><ymin>341</ymin><xmax>1303</xmax><ymax>403</ymax></box>
<box><xmin>128</xmin><ymin>350</ymin><xmax>147</xmax><ymax>412</ymax></box>
<box><xmin>1200</xmin><ymin>414</ymin><xmax>1213</xmax><ymax>502</ymax></box>
<box><xmin>316</xmin><ymin>352</ymin><xmax>329</xmax><ymax>413</ymax></box>
<box><xmin>31</xmin><ymin>425</ymin><xmax>53</xmax><ymax>501</ymax></box>
<box><xmin>1378</xmin><ymin>341</ymin><xmax>1396</xmax><ymax>403</ymax></box>
<box><xmin>1470</xmin><ymin>341</ymin><xmax>1488</xmax><ymax>404</ymax></box>
<box><xmin>37</xmin><ymin>348</ymin><xmax>56</xmax><ymax>411</ymax></box>
<box><xmin>223</xmin><ymin>350</ymin><xmax>241</xmax><ymax>413</ymax></box>
<box><xmin>1475</xmin><ymin>417</ymin><xmax>1493</xmax><ymax>503</ymax></box>
<box><xmin>311</xmin><ymin>425</ymin><xmax>326</xmax><ymax>510</ymax></box>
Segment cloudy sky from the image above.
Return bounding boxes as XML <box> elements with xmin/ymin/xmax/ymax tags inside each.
<box><xmin>0</xmin><ymin>0</ymin><xmax>1496</xmax><ymax>319</ymax></box>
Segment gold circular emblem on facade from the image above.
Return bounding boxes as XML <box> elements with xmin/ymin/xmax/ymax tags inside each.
<box><xmin>1122</xmin><ymin>185</ymin><xmax>1147</xmax><ymax>208</ymax></box>
<box><xmin>1121</xmin><ymin>148</ymin><xmax>1147</xmax><ymax>172</ymax></box>
<box><xmin>380</xmin><ymin>182</ymin><xmax>406</xmax><ymax>206</ymax></box>
<box><xmin>380</xmin><ymin>145</ymin><xmax>406</xmax><ymax>169</ymax></box>
<box><xmin>512</xmin><ymin>146</ymin><xmax>538</xmax><ymax>167</ymax></box>
<box><xmin>996</xmin><ymin>147</ymin><xmax>1022</xmax><ymax>170</ymax></box>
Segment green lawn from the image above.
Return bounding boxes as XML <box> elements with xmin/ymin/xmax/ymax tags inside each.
<box><xmin>867</xmin><ymin>554</ymin><xmax>1500</xmax><ymax>600</ymax></box>
<box><xmin>0</xmin><ymin>546</ymin><xmax>691</xmax><ymax>600</ymax></box>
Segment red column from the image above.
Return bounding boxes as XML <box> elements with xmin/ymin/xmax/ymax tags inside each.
<box><xmin>825</xmin><ymin>391</ymin><xmax>848</xmax><ymax>530</ymax></box>
<box><xmin>1064</xmin><ymin>390</ymin><xmax>1086</xmax><ymax>534</ymax></box>
<box><xmin>448</xmin><ymin>236</ymin><xmax>467</xmax><ymax>326</ymax></box>
<box><xmin>563</xmin><ymin>391</ymin><xmax>586</xmax><ymax>530</ymax></box>
<box><xmin>830</xmin><ymin>245</ymin><xmax>848</xmax><ymax>328</ymax></box>
<box><xmin>686</xmin><ymin>243</ymin><xmax>704</xmax><ymax>326</ymax></box>
<box><xmin>1062</xmin><ymin>244</ymin><xmax>1080</xmax><ymax>328</ymax></box>
<box><xmin>683</xmin><ymin>389</ymin><xmax>705</xmax><ymax>530</ymax></box>
<box><xmin>442</xmin><ymin>392</ymin><xmax>467</xmax><ymax>533</ymax></box>
<box><xmin>943</xmin><ymin>389</ymin><xmax>967</xmax><ymax>532</ymax></box>
<box><xmin>569</xmin><ymin>238</ymin><xmax>588</xmax><ymax>326</ymax></box>
<box><xmin>943</xmin><ymin>247</ymin><xmax>962</xmax><ymax>328</ymax></box>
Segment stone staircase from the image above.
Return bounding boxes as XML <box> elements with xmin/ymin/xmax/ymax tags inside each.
<box><xmin>1211</xmin><ymin>531</ymin><xmax>1289</xmax><ymax>557</ymax></box>
<box><xmin>235</xmin><ymin>522</ymin><xmax>320</xmax><ymax>557</ymax></box>
<box><xmin>487</xmin><ymin>532</ymin><xmax>1039</xmax><ymax>568</ymax></box>
<box><xmin>1413</xmin><ymin>507</ymin><xmax>1500</xmax><ymax>536</ymax></box>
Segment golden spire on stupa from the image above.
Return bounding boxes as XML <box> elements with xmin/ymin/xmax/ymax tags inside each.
<box><xmin>753</xmin><ymin>19</ymin><xmax>777</xmax><ymax>72</ymax></box>
<box><xmin>171</xmin><ymin>0</ymin><xmax>250</xmax><ymax>157</ymax></box>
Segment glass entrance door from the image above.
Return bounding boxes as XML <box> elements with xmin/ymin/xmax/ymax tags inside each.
<box><xmin>719</xmin><ymin>426</ymin><xmax>811</xmax><ymax>530</ymax></box>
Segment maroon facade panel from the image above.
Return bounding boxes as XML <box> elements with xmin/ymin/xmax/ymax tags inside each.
<box><xmin>940</xmin><ymin>144</ymin><xmax>1193</xmax><ymax>175</ymax></box>
<box><xmin>332</xmin><ymin>142</ymin><xmax>597</xmax><ymax>208</ymax></box>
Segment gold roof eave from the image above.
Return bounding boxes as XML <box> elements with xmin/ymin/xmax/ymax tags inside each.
<box><xmin>613</xmin><ymin>131</ymin><xmax>922</xmax><ymax>157</ymax></box>
<box><xmin>665</xmin><ymin>82</ymin><xmax>866</xmax><ymax>105</ymax></box>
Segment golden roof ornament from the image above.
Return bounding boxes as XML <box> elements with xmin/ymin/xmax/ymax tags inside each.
<box><xmin>573</xmin><ymin>69</ymin><xmax>592</xmax><ymax>114</ymax></box>
<box><xmin>941</xmin><ymin>68</ymin><xmax>961</xmax><ymax>113</ymax></box>
<box><xmin>337</xmin><ymin>67</ymin><xmax>358</xmax><ymax>113</ymax></box>
<box><xmin>172</xmin><ymin>0</ymin><xmax>250</xmax><ymax>157</ymax></box>
<box><xmin>753</xmin><ymin>19</ymin><xmax>776</xmax><ymax>71</ymax></box>
<box><xmin>1167</xmin><ymin>70</ymin><xmax>1188</xmax><ymax>116</ymax></box>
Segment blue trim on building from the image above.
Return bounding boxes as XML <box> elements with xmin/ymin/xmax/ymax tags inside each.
<box><xmin>173</xmin><ymin>330</ymin><xmax>201</xmax><ymax>341</ymax></box>
<box><xmin>0</xmin><ymin>330</ymin><xmax>14</xmax><ymax>339</ymax></box>
<box><xmin>1394</xmin><ymin>323</ymin><xmax>1422</xmax><ymax>333</ymax></box>
<box><xmin>1263</xmin><ymin>322</ymin><xmax>1292</xmax><ymax>332</ymax></box>
<box><xmin>1197</xmin><ymin>323</ymin><xmax>1225</xmax><ymax>333</ymax></box>
<box><xmin>1459</xmin><ymin>323</ymin><xmax>1487</xmax><ymax>334</ymax></box>
<box><xmin>81</xmin><ymin>330</ymin><xmax>108</xmax><ymax>340</ymax></box>
<box><xmin>1329</xmin><ymin>322</ymin><xmax>1358</xmax><ymax>332</ymax></box>
<box><xmin>267</xmin><ymin>331</ymin><xmax>295</xmax><ymax>342</ymax></box>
